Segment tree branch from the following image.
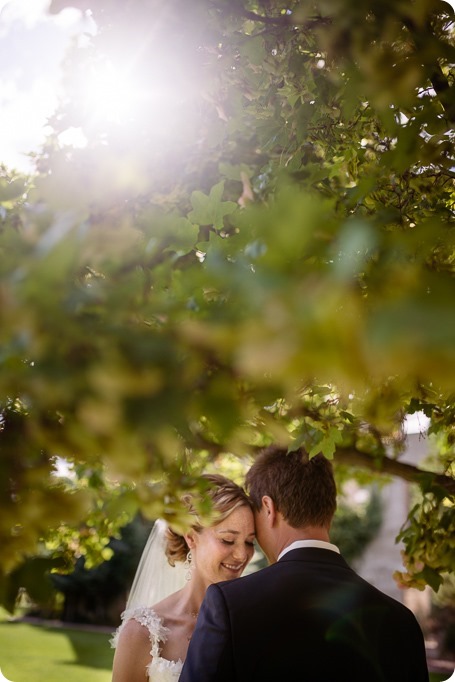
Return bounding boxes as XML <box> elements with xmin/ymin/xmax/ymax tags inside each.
<box><xmin>209</xmin><ymin>2</ymin><xmax>331</xmax><ymax>30</ymax></box>
<box><xmin>230</xmin><ymin>7</ymin><xmax>289</xmax><ymax>25</ymax></box>
<box><xmin>334</xmin><ymin>446</ymin><xmax>455</xmax><ymax>495</ymax></box>
<box><xmin>189</xmin><ymin>433</ymin><xmax>455</xmax><ymax>495</ymax></box>
<box><xmin>401</xmin><ymin>14</ymin><xmax>455</xmax><ymax>123</ymax></box>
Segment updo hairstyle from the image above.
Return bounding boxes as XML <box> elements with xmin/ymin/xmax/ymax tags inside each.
<box><xmin>165</xmin><ymin>473</ymin><xmax>252</xmax><ymax>566</ymax></box>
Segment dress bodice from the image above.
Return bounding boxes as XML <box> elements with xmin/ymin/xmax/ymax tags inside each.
<box><xmin>111</xmin><ymin>606</ymin><xmax>183</xmax><ymax>681</ymax></box>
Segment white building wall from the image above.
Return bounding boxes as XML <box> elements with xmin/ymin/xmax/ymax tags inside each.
<box><xmin>353</xmin><ymin>429</ymin><xmax>432</xmax><ymax>621</ymax></box>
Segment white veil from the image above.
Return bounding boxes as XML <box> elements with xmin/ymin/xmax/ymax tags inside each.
<box><xmin>111</xmin><ymin>518</ymin><xmax>187</xmax><ymax>647</ymax></box>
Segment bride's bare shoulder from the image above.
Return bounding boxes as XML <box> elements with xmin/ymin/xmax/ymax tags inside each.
<box><xmin>112</xmin><ymin>616</ymin><xmax>153</xmax><ymax>682</ymax></box>
<box><xmin>118</xmin><ymin>616</ymin><xmax>152</xmax><ymax>645</ymax></box>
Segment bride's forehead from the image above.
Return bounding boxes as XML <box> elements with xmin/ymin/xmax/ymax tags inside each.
<box><xmin>211</xmin><ymin>507</ymin><xmax>255</xmax><ymax>533</ymax></box>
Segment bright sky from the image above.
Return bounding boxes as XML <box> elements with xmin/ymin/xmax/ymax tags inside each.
<box><xmin>404</xmin><ymin>411</ymin><xmax>430</xmax><ymax>435</ymax></box>
<box><xmin>0</xmin><ymin>0</ymin><xmax>90</xmax><ymax>172</ymax></box>
<box><xmin>1</xmin><ymin>0</ymin><xmax>454</xmax><ymax>174</ymax></box>
<box><xmin>0</xmin><ymin>0</ymin><xmax>192</xmax><ymax>172</ymax></box>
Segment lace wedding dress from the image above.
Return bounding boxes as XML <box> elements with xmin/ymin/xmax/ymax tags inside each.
<box><xmin>111</xmin><ymin>606</ymin><xmax>183</xmax><ymax>682</ymax></box>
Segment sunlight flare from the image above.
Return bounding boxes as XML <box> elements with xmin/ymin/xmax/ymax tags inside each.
<box><xmin>82</xmin><ymin>60</ymin><xmax>142</xmax><ymax>125</ymax></box>
<box><xmin>77</xmin><ymin>55</ymin><xmax>193</xmax><ymax>140</ymax></box>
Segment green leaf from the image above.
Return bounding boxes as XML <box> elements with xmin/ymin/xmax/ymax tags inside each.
<box><xmin>309</xmin><ymin>427</ymin><xmax>342</xmax><ymax>459</ymax></box>
<box><xmin>287</xmin><ymin>432</ymin><xmax>307</xmax><ymax>453</ymax></box>
<box><xmin>188</xmin><ymin>182</ymin><xmax>237</xmax><ymax>229</ymax></box>
<box><xmin>419</xmin><ymin>566</ymin><xmax>444</xmax><ymax>593</ymax></box>
<box><xmin>219</xmin><ymin>163</ymin><xmax>254</xmax><ymax>182</ymax></box>
<box><xmin>0</xmin><ymin>178</ymin><xmax>26</xmax><ymax>203</ymax></box>
<box><xmin>239</xmin><ymin>36</ymin><xmax>267</xmax><ymax>66</ymax></box>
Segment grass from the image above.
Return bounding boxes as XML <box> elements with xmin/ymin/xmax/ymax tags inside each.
<box><xmin>0</xmin><ymin>610</ymin><xmax>452</xmax><ymax>682</ymax></box>
<box><xmin>0</xmin><ymin>611</ymin><xmax>114</xmax><ymax>682</ymax></box>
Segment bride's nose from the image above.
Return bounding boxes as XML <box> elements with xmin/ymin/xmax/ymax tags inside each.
<box><xmin>232</xmin><ymin>544</ymin><xmax>248</xmax><ymax>562</ymax></box>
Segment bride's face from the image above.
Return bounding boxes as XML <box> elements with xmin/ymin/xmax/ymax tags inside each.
<box><xmin>191</xmin><ymin>506</ymin><xmax>255</xmax><ymax>585</ymax></box>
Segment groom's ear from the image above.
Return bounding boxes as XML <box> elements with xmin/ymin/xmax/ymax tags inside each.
<box><xmin>262</xmin><ymin>495</ymin><xmax>277</xmax><ymax>525</ymax></box>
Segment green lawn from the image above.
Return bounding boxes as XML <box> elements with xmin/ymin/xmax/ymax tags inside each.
<box><xmin>0</xmin><ymin>612</ymin><xmax>451</xmax><ymax>682</ymax></box>
<box><xmin>0</xmin><ymin>615</ymin><xmax>114</xmax><ymax>682</ymax></box>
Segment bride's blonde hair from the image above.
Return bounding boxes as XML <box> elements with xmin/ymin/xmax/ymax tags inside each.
<box><xmin>165</xmin><ymin>473</ymin><xmax>252</xmax><ymax>566</ymax></box>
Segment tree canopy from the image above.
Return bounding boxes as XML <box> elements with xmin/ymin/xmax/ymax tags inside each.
<box><xmin>0</xmin><ymin>0</ymin><xmax>454</xmax><ymax>600</ymax></box>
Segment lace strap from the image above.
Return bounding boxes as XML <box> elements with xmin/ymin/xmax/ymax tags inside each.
<box><xmin>110</xmin><ymin>606</ymin><xmax>169</xmax><ymax>658</ymax></box>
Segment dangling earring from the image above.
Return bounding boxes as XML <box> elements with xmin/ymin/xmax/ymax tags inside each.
<box><xmin>184</xmin><ymin>550</ymin><xmax>193</xmax><ymax>581</ymax></box>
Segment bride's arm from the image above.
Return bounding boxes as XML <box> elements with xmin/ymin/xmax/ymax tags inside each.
<box><xmin>112</xmin><ymin>618</ymin><xmax>152</xmax><ymax>682</ymax></box>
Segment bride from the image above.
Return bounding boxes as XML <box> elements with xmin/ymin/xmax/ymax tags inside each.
<box><xmin>111</xmin><ymin>474</ymin><xmax>255</xmax><ymax>681</ymax></box>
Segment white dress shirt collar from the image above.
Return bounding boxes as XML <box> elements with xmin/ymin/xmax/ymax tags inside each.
<box><xmin>278</xmin><ymin>539</ymin><xmax>340</xmax><ymax>561</ymax></box>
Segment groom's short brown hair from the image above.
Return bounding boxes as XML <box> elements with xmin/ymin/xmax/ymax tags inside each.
<box><xmin>245</xmin><ymin>446</ymin><xmax>337</xmax><ymax>528</ymax></box>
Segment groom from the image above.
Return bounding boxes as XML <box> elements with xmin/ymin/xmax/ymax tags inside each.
<box><xmin>180</xmin><ymin>446</ymin><xmax>429</xmax><ymax>681</ymax></box>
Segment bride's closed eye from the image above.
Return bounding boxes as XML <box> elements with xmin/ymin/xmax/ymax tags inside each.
<box><xmin>221</xmin><ymin>539</ymin><xmax>255</xmax><ymax>547</ymax></box>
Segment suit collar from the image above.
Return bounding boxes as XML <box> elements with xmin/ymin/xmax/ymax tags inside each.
<box><xmin>278</xmin><ymin>539</ymin><xmax>340</xmax><ymax>561</ymax></box>
<box><xmin>277</xmin><ymin>546</ymin><xmax>351</xmax><ymax>571</ymax></box>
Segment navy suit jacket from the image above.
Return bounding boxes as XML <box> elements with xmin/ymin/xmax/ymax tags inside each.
<box><xmin>180</xmin><ymin>548</ymin><xmax>429</xmax><ymax>682</ymax></box>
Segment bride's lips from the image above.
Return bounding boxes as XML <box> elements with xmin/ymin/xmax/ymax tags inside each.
<box><xmin>221</xmin><ymin>562</ymin><xmax>245</xmax><ymax>575</ymax></box>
